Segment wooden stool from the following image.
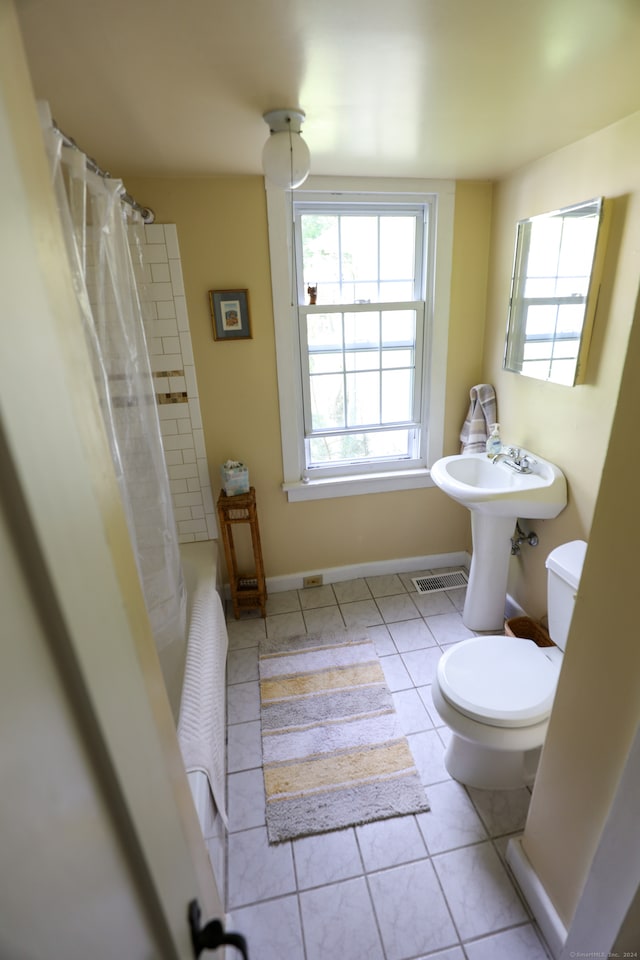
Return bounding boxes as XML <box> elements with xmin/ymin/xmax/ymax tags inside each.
<box><xmin>216</xmin><ymin>487</ymin><xmax>267</xmax><ymax>618</ymax></box>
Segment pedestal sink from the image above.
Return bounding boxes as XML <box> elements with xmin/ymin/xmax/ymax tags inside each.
<box><xmin>430</xmin><ymin>451</ymin><xmax>567</xmax><ymax>631</ymax></box>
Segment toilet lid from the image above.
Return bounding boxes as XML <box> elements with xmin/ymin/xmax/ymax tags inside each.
<box><xmin>437</xmin><ymin>636</ymin><xmax>559</xmax><ymax>728</ymax></box>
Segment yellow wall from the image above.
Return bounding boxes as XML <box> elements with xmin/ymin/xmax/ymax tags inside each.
<box><xmin>483</xmin><ymin>112</ymin><xmax>640</xmax><ymax>618</ymax></box>
<box><xmin>125</xmin><ymin>176</ymin><xmax>493</xmax><ymax>578</ymax></box>
<box><xmin>482</xmin><ymin>111</ymin><xmax>640</xmax><ymax>927</ymax></box>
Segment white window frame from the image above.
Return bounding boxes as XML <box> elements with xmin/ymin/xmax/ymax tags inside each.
<box><xmin>265</xmin><ymin>176</ymin><xmax>455</xmax><ymax>502</ymax></box>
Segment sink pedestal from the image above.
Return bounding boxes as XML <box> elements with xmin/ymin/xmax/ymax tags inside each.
<box><xmin>463</xmin><ymin>513</ymin><xmax>514</xmax><ymax>631</ymax></box>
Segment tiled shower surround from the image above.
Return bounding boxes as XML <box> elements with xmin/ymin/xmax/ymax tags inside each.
<box><xmin>224</xmin><ymin>574</ymin><xmax>552</xmax><ymax>960</ymax></box>
<box><xmin>137</xmin><ymin>223</ymin><xmax>217</xmax><ymax>542</ymax></box>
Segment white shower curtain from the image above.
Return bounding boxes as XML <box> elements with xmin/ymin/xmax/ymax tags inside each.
<box><xmin>40</xmin><ymin>108</ymin><xmax>186</xmax><ymax>652</ymax></box>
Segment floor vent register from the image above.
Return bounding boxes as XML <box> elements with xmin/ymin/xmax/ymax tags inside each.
<box><xmin>412</xmin><ymin>570</ymin><xmax>468</xmax><ymax>595</ymax></box>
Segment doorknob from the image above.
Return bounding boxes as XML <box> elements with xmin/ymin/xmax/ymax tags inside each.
<box><xmin>188</xmin><ymin>900</ymin><xmax>249</xmax><ymax>959</ymax></box>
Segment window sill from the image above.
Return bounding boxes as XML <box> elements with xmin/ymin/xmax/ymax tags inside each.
<box><xmin>282</xmin><ymin>468</ymin><xmax>436</xmax><ymax>502</ymax></box>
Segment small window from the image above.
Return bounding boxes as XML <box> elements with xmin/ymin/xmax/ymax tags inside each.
<box><xmin>265</xmin><ymin>179</ymin><xmax>455</xmax><ymax>501</ymax></box>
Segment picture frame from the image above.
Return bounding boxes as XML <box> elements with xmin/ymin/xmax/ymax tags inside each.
<box><xmin>209</xmin><ymin>289</ymin><xmax>252</xmax><ymax>341</ymax></box>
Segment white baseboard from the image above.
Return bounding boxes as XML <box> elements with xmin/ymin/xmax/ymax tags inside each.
<box><xmin>506</xmin><ymin>836</ymin><xmax>567</xmax><ymax>958</ymax></box>
<box><xmin>265</xmin><ymin>551</ymin><xmax>470</xmax><ymax>594</ymax></box>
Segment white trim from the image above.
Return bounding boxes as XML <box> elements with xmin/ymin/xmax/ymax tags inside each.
<box><xmin>283</xmin><ymin>466</ymin><xmax>435</xmax><ymax>501</ymax></box>
<box><xmin>264</xmin><ymin>551</ymin><xmax>470</xmax><ymax>594</ymax></box>
<box><xmin>506</xmin><ymin>837</ymin><xmax>567</xmax><ymax>958</ymax></box>
<box><xmin>265</xmin><ymin>176</ymin><xmax>456</xmax><ymax>502</ymax></box>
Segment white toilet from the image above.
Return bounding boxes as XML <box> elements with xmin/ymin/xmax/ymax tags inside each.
<box><xmin>432</xmin><ymin>540</ymin><xmax>587</xmax><ymax>790</ymax></box>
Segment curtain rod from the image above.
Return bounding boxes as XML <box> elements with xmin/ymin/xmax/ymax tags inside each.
<box><xmin>53</xmin><ymin>120</ymin><xmax>156</xmax><ymax>224</ymax></box>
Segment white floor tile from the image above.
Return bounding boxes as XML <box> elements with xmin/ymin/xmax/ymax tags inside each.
<box><xmin>302</xmin><ymin>604</ymin><xmax>345</xmax><ymax>634</ymax></box>
<box><xmin>391</xmin><ymin>687</ymin><xmax>435</xmax><ymax>734</ymax></box>
<box><xmin>426</xmin><ymin>612</ymin><xmax>475</xmax><ymax>645</ymax></box>
<box><xmin>378</xmin><ymin>652</ymin><xmax>413</xmax><ymax>691</ymax></box>
<box><xmin>293</xmin><ymin>827</ymin><xmax>363</xmax><ymax>888</ymax></box>
<box><xmin>412</xmin><ymin>590</ymin><xmax>458</xmax><ymax>617</ymax></box>
<box><xmin>417</xmin><ymin>682</ymin><xmax>445</xmax><ymax>726</ymax></box>
<box><xmin>416</xmin><ymin>779</ymin><xmax>487</xmax><ymax>854</ymax></box>
<box><xmin>366</xmin><ymin>573</ymin><xmax>407</xmax><ymax>597</ymax></box>
<box><xmin>433</xmin><ymin>841</ymin><xmax>528</xmax><ymax>939</ymax></box>
<box><xmin>332</xmin><ymin>578</ymin><xmax>372</xmax><ymax>603</ymax></box>
<box><xmin>226</xmin><ymin>617</ymin><xmax>264</xmax><ymax>648</ymax></box>
<box><xmin>465</xmin><ymin>922</ymin><xmax>551</xmax><ymax>960</ymax></box>
<box><xmin>300</xmin><ymin>877</ymin><xmax>385</xmax><ymax>960</ymax></box>
<box><xmin>227</xmin><ymin>826</ymin><xmax>296</xmax><ymax>909</ymax></box>
<box><xmin>226</xmin><ymin>768</ymin><xmax>266</xmax><ymax>832</ymax></box>
<box><xmin>466</xmin><ymin>786</ymin><xmax>532</xmax><ymax>837</ymax></box>
<box><xmin>265</xmin><ymin>589</ymin><xmax>301</xmax><ymax>615</ymax></box>
<box><xmin>298</xmin><ymin>583</ymin><xmax>337</xmax><ymax>609</ymax></box>
<box><xmin>340</xmin><ymin>598</ymin><xmax>384</xmax><ymax>628</ymax></box>
<box><xmin>227</xmin><ymin>646</ymin><xmax>259</xmax><ymax>683</ymax></box>
<box><xmin>229</xmin><ymin>895</ymin><xmax>305</xmax><ymax>960</ymax></box>
<box><xmin>227</xmin><ymin>679</ymin><xmax>260</xmax><ymax>724</ymax></box>
<box><xmin>265</xmin><ymin>610</ymin><xmax>306</xmax><ymax>640</ymax></box>
<box><xmin>368</xmin><ymin>860</ymin><xmax>458</xmax><ymax>959</ymax></box>
<box><xmin>356</xmin><ymin>814</ymin><xmax>426</xmax><ymax>871</ymax></box>
<box><xmin>376</xmin><ymin>592</ymin><xmax>421</xmax><ymax>622</ymax></box>
<box><xmin>388</xmin><ymin>617</ymin><xmax>437</xmax><ymax>651</ymax></box>
<box><xmin>226</xmin><ymin>719</ymin><xmax>262</xmax><ymax>772</ymax></box>
<box><xmin>367</xmin><ymin>623</ymin><xmax>397</xmax><ymax>656</ymax></box>
<box><xmin>407</xmin><ymin>729</ymin><xmax>450</xmax><ymax>784</ymax></box>
<box><xmin>401</xmin><ymin>645</ymin><xmax>443</xmax><ymax>686</ymax></box>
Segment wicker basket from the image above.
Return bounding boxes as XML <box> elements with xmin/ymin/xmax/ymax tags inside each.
<box><xmin>504</xmin><ymin>616</ymin><xmax>554</xmax><ymax>647</ymax></box>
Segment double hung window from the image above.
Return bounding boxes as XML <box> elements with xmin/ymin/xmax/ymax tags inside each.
<box><xmin>295</xmin><ymin>201</ymin><xmax>426</xmax><ymax>475</ymax></box>
<box><xmin>266</xmin><ymin>179</ymin><xmax>455</xmax><ymax>501</ymax></box>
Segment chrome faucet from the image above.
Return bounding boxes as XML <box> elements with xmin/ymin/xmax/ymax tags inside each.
<box><xmin>490</xmin><ymin>447</ymin><xmax>536</xmax><ymax>473</ymax></box>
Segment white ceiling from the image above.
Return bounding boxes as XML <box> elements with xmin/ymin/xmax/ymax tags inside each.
<box><xmin>16</xmin><ymin>0</ymin><xmax>640</xmax><ymax>182</ymax></box>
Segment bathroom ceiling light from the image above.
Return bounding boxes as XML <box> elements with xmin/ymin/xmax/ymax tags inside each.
<box><xmin>262</xmin><ymin>108</ymin><xmax>310</xmax><ymax>190</ymax></box>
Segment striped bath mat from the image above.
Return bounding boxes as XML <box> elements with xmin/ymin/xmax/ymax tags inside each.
<box><xmin>258</xmin><ymin>629</ymin><xmax>430</xmax><ymax>844</ymax></box>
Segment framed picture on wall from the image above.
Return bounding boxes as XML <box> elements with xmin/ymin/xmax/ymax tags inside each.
<box><xmin>209</xmin><ymin>289</ymin><xmax>252</xmax><ymax>341</ymax></box>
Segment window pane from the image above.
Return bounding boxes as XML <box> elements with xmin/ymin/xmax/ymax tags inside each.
<box><xmin>309</xmin><ymin>374</ymin><xmax>344</xmax><ymax>430</ymax></box>
<box><xmin>300</xmin><ymin>209</ymin><xmax>420</xmax><ymax>306</ymax></box>
<box><xmin>378</xmin><ymin>280</ymin><xmax>415</xmax><ymax>302</ymax></box>
<box><xmin>382</xmin><ymin>369</ymin><xmax>413</xmax><ymax>421</ymax></box>
<box><xmin>524</xmin><ymin>277</ymin><xmax>560</xmax><ymax>298</ymax></box>
<box><xmin>309</xmin><ymin>352</ymin><xmax>343</xmax><ymax>374</ymax></box>
<box><xmin>346</xmin><ymin>371</ymin><xmax>380</xmax><ymax>426</ymax></box>
<box><xmin>301</xmin><ymin>215</ymin><xmax>340</xmax><ymax>289</ymax></box>
<box><xmin>526</xmin><ymin>219</ymin><xmax>562</xmax><ymax>278</ymax></box>
<box><xmin>551</xmin><ymin>339</ymin><xmax>579</xmax><ymax>359</ymax></box>
<box><xmin>382</xmin><ymin>348</ymin><xmax>413</xmax><ymax>369</ymax></box>
<box><xmin>345</xmin><ymin>350</ymin><xmax>378</xmax><ymax>372</ymax></box>
<box><xmin>549</xmin><ymin>358</ymin><xmax>577</xmax><ymax>385</ymax></box>
<box><xmin>308</xmin><ymin>429</ymin><xmax>414</xmax><ymax>465</ymax></box>
<box><xmin>344</xmin><ymin>312</ymin><xmax>380</xmax><ymax>350</ymax></box>
<box><xmin>380</xmin><ymin>217</ymin><xmax>416</xmax><ymax>283</ymax></box>
<box><xmin>382</xmin><ymin>311</ymin><xmax>415</xmax><ymax>346</ymax></box>
<box><xmin>340</xmin><ymin>217</ymin><xmax>378</xmax><ymax>288</ymax></box>
<box><xmin>558</xmin><ymin>216</ymin><xmax>598</xmax><ymax>277</ymax></box>
<box><xmin>307</xmin><ymin>313</ymin><xmax>343</xmax><ymax>350</ymax></box>
<box><xmin>556</xmin><ymin>304</ymin><xmax>585</xmax><ymax>337</ymax></box>
<box><xmin>525</xmin><ymin>305</ymin><xmax>558</xmax><ymax>339</ymax></box>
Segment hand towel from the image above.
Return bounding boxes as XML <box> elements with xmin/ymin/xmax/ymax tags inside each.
<box><xmin>459</xmin><ymin>384</ymin><xmax>497</xmax><ymax>453</ymax></box>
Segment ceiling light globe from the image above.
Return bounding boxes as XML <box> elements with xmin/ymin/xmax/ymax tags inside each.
<box><xmin>262</xmin><ymin>130</ymin><xmax>310</xmax><ymax>189</ymax></box>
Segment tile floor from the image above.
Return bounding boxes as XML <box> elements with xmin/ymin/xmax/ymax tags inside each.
<box><xmin>224</xmin><ymin>570</ymin><xmax>551</xmax><ymax>960</ymax></box>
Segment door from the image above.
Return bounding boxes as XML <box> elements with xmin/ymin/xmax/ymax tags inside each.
<box><xmin>0</xmin><ymin>3</ymin><xmax>224</xmax><ymax>955</ymax></box>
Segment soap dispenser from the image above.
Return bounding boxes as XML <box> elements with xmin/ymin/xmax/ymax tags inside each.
<box><xmin>486</xmin><ymin>423</ymin><xmax>502</xmax><ymax>457</ymax></box>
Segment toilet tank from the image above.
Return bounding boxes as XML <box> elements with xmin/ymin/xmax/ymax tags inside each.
<box><xmin>545</xmin><ymin>540</ymin><xmax>587</xmax><ymax>651</ymax></box>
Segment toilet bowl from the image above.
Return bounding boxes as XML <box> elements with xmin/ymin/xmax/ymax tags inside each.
<box><xmin>432</xmin><ymin>540</ymin><xmax>587</xmax><ymax>790</ymax></box>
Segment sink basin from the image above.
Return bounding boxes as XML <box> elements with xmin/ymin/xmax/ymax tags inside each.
<box><xmin>430</xmin><ymin>452</ymin><xmax>567</xmax><ymax>519</ymax></box>
<box><xmin>430</xmin><ymin>450</ymin><xmax>567</xmax><ymax>630</ymax></box>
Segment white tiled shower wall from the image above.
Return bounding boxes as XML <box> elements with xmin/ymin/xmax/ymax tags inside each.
<box><xmin>137</xmin><ymin>223</ymin><xmax>217</xmax><ymax>542</ymax></box>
